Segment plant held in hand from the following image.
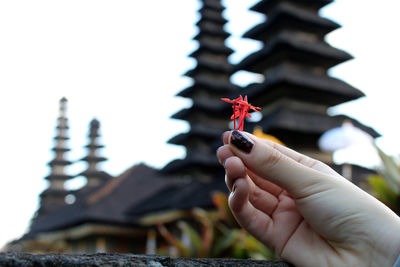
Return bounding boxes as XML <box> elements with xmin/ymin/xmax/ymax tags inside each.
<box><xmin>221</xmin><ymin>95</ymin><xmax>261</xmax><ymax>131</ymax></box>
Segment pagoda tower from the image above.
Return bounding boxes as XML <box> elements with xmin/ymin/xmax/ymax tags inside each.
<box><xmin>37</xmin><ymin>97</ymin><xmax>73</xmax><ymax>216</ymax></box>
<box><xmin>237</xmin><ymin>0</ymin><xmax>378</xmax><ymax>162</ymax></box>
<box><xmin>78</xmin><ymin>118</ymin><xmax>108</xmax><ymax>189</ymax></box>
<box><xmin>162</xmin><ymin>0</ymin><xmax>239</xmax><ymax>182</ymax></box>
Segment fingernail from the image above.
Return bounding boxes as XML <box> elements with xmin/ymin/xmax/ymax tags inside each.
<box><xmin>230</xmin><ymin>130</ymin><xmax>254</xmax><ymax>153</ymax></box>
<box><xmin>216</xmin><ymin>146</ymin><xmax>223</xmax><ymax>165</ymax></box>
<box><xmin>222</xmin><ymin>159</ymin><xmax>227</xmax><ymax>168</ymax></box>
<box><xmin>221</xmin><ymin>131</ymin><xmax>230</xmax><ymax>144</ymax></box>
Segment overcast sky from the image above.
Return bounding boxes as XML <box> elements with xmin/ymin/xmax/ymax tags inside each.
<box><xmin>0</xmin><ymin>0</ymin><xmax>399</xmax><ymax>249</ymax></box>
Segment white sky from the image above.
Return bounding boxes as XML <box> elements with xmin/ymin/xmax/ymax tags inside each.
<box><xmin>0</xmin><ymin>0</ymin><xmax>399</xmax><ymax>249</ymax></box>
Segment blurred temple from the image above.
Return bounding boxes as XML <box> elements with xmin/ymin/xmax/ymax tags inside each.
<box><xmin>6</xmin><ymin>0</ymin><xmax>378</xmax><ymax>254</ymax></box>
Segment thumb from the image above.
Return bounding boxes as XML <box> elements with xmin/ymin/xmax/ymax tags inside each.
<box><xmin>228</xmin><ymin>130</ymin><xmax>334</xmax><ymax>198</ymax></box>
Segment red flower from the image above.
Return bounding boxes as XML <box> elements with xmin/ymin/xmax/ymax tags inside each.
<box><xmin>221</xmin><ymin>95</ymin><xmax>261</xmax><ymax>131</ymax></box>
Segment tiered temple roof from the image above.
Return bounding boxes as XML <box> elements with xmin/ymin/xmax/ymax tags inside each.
<box><xmin>37</xmin><ymin>97</ymin><xmax>73</xmax><ymax>216</ymax></box>
<box><xmin>77</xmin><ymin>118</ymin><xmax>110</xmax><ymax>189</ymax></box>
<box><xmin>236</xmin><ymin>0</ymin><xmax>379</xmax><ymax>161</ymax></box>
<box><xmin>162</xmin><ymin>0</ymin><xmax>239</xmax><ymax>182</ymax></box>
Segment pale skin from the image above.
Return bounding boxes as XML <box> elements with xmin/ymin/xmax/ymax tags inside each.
<box><xmin>216</xmin><ymin>131</ymin><xmax>400</xmax><ymax>267</ymax></box>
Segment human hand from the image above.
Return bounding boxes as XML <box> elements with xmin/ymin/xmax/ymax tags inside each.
<box><xmin>216</xmin><ymin>130</ymin><xmax>400</xmax><ymax>267</ymax></box>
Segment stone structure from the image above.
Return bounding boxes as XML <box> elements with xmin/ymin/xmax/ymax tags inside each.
<box><xmin>0</xmin><ymin>253</ymin><xmax>293</xmax><ymax>267</ymax></box>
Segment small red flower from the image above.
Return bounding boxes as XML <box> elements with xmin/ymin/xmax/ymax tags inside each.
<box><xmin>221</xmin><ymin>95</ymin><xmax>261</xmax><ymax>131</ymax></box>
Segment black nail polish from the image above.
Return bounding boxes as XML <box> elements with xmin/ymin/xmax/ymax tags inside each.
<box><xmin>230</xmin><ymin>130</ymin><xmax>254</xmax><ymax>153</ymax></box>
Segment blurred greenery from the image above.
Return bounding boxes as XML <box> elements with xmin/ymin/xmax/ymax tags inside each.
<box><xmin>157</xmin><ymin>192</ymin><xmax>275</xmax><ymax>260</ymax></box>
<box><xmin>367</xmin><ymin>147</ymin><xmax>400</xmax><ymax>214</ymax></box>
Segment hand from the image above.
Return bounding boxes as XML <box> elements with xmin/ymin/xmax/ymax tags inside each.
<box><xmin>216</xmin><ymin>130</ymin><xmax>400</xmax><ymax>267</ymax></box>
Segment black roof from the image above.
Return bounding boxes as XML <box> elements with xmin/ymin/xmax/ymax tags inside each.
<box><xmin>51</xmin><ymin>147</ymin><xmax>70</xmax><ymax>152</ymax></box>
<box><xmin>79</xmin><ymin>155</ymin><xmax>107</xmax><ymax>163</ymax></box>
<box><xmin>84</xmin><ymin>144</ymin><xmax>105</xmax><ymax>149</ymax></box>
<box><xmin>198</xmin><ymin>7</ymin><xmax>227</xmax><ymax>24</ymax></box>
<box><xmin>39</xmin><ymin>188</ymin><xmax>70</xmax><ymax>197</ymax></box>
<box><xmin>250</xmin><ymin>0</ymin><xmax>334</xmax><ymax>14</ymax></box>
<box><xmin>161</xmin><ymin>152</ymin><xmax>221</xmax><ymax>174</ymax></box>
<box><xmin>201</xmin><ymin>0</ymin><xmax>224</xmax><ymax>11</ymax></box>
<box><xmin>47</xmin><ymin>159</ymin><xmax>72</xmax><ymax>166</ymax></box>
<box><xmin>237</xmin><ymin>32</ymin><xmax>353</xmax><ymax>73</ymax></box>
<box><xmin>193</xmin><ymin>27</ymin><xmax>230</xmax><ymax>40</ymax></box>
<box><xmin>53</xmin><ymin>135</ymin><xmax>69</xmax><ymax>140</ymax></box>
<box><xmin>196</xmin><ymin>14</ymin><xmax>227</xmax><ymax>26</ymax></box>
<box><xmin>189</xmin><ymin>39</ymin><xmax>233</xmax><ymax>58</ymax></box>
<box><xmin>44</xmin><ymin>174</ymin><xmax>73</xmax><ymax>181</ymax></box>
<box><xmin>27</xmin><ymin>164</ymin><xmax>181</xmax><ymax>236</ymax></box>
<box><xmin>244</xmin><ymin>2</ymin><xmax>340</xmax><ymax>41</ymax></box>
<box><xmin>177</xmin><ymin>83</ymin><xmax>238</xmax><ymax>99</ymax></box>
<box><xmin>253</xmin><ymin>106</ymin><xmax>380</xmax><ymax>147</ymax></box>
<box><xmin>26</xmin><ymin>163</ymin><xmax>229</xmax><ymax>241</ymax></box>
<box><xmin>171</xmin><ymin>97</ymin><xmax>230</xmax><ymax>121</ymax></box>
<box><xmin>126</xmin><ymin>177</ymin><xmax>228</xmax><ymax>216</ymax></box>
<box><xmin>168</xmin><ymin>123</ymin><xmax>226</xmax><ymax>146</ymax></box>
<box><xmin>177</xmin><ymin>76</ymin><xmax>239</xmax><ymax>98</ymax></box>
<box><xmin>185</xmin><ymin>57</ymin><xmax>234</xmax><ymax>77</ymax></box>
<box><xmin>243</xmin><ymin>63</ymin><xmax>364</xmax><ymax>107</ymax></box>
<box><xmin>76</xmin><ymin>170</ymin><xmax>111</xmax><ymax>180</ymax></box>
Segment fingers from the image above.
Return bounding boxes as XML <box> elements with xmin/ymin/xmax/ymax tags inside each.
<box><xmin>217</xmin><ymin>145</ymin><xmax>283</xmax><ymax>198</ymax></box>
<box><xmin>228</xmin><ymin>177</ymin><xmax>274</xmax><ymax>248</ymax></box>
<box><xmin>247</xmin><ymin>169</ymin><xmax>284</xmax><ymax>197</ymax></box>
<box><xmin>223</xmin><ymin>156</ymin><xmax>246</xmax><ymax>191</ymax></box>
<box><xmin>216</xmin><ymin>145</ymin><xmax>234</xmax><ymax>166</ymax></box>
<box><xmin>224</xmin><ymin>156</ymin><xmax>280</xmax><ymax>215</ymax></box>
<box><xmin>228</xmin><ymin>130</ymin><xmax>336</xmax><ymax>199</ymax></box>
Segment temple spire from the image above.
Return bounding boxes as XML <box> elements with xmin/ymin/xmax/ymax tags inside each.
<box><xmin>37</xmin><ymin>97</ymin><xmax>73</xmax><ymax>216</ymax></box>
<box><xmin>161</xmin><ymin>0</ymin><xmax>239</xmax><ymax>182</ymax></box>
<box><xmin>78</xmin><ymin>118</ymin><xmax>108</xmax><ymax>188</ymax></box>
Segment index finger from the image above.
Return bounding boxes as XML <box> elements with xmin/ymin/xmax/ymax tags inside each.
<box><xmin>223</xmin><ymin>130</ymin><xmax>341</xmax><ymax>178</ymax></box>
<box><xmin>228</xmin><ymin>130</ymin><xmax>339</xmax><ymax>199</ymax></box>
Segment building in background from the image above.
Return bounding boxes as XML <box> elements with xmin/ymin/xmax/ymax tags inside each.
<box><xmin>161</xmin><ymin>0</ymin><xmax>239</xmax><ymax>183</ymax></box>
<box><xmin>35</xmin><ymin>97</ymin><xmax>73</xmax><ymax>218</ymax></box>
<box><xmin>6</xmin><ymin>0</ymin><xmax>378</xmax><ymax>254</ymax></box>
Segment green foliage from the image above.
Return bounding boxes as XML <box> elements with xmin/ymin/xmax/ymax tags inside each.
<box><xmin>376</xmin><ymin>147</ymin><xmax>400</xmax><ymax>194</ymax></box>
<box><xmin>367</xmin><ymin>147</ymin><xmax>400</xmax><ymax>214</ymax></box>
<box><xmin>156</xmin><ymin>192</ymin><xmax>275</xmax><ymax>260</ymax></box>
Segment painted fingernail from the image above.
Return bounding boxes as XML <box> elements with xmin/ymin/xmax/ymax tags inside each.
<box><xmin>230</xmin><ymin>130</ymin><xmax>254</xmax><ymax>153</ymax></box>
